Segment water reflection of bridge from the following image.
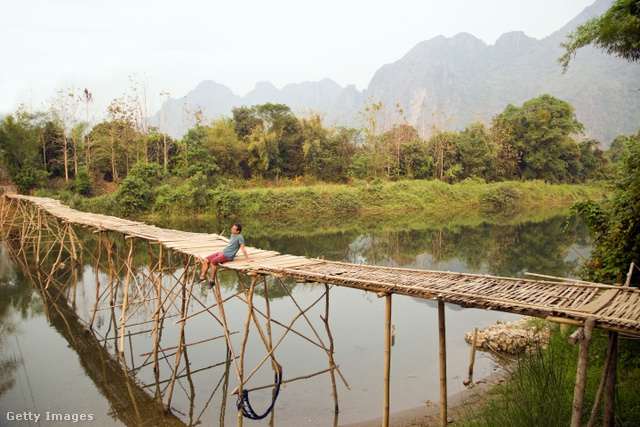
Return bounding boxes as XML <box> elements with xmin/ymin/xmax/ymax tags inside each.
<box><xmin>2</xmin><ymin>194</ymin><xmax>639</xmax><ymax>427</ymax></box>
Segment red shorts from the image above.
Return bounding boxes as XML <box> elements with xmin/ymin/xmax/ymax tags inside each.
<box><xmin>206</xmin><ymin>252</ymin><xmax>229</xmax><ymax>265</ymax></box>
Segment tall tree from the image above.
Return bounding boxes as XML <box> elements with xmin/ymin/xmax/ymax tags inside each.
<box><xmin>559</xmin><ymin>0</ymin><xmax>640</xmax><ymax>72</ymax></box>
<box><xmin>493</xmin><ymin>94</ymin><xmax>584</xmax><ymax>182</ymax></box>
<box><xmin>359</xmin><ymin>101</ymin><xmax>407</xmax><ymax>179</ymax></box>
<box><xmin>205</xmin><ymin>117</ymin><xmax>246</xmax><ymax>178</ymax></box>
<box><xmin>82</xmin><ymin>89</ymin><xmax>94</xmax><ymax>173</ymax></box>
<box><xmin>232</xmin><ymin>106</ymin><xmax>262</xmax><ymax>140</ymax></box>
<box><xmin>571</xmin><ymin>137</ymin><xmax>640</xmax><ymax>285</ymax></box>
<box><xmin>0</xmin><ymin>113</ymin><xmax>49</xmax><ymax>192</ymax></box>
<box><xmin>454</xmin><ymin>122</ymin><xmax>496</xmax><ymax>181</ymax></box>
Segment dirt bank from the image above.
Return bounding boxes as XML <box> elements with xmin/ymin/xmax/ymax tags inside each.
<box><xmin>340</xmin><ymin>371</ymin><xmax>507</xmax><ymax>426</ymax></box>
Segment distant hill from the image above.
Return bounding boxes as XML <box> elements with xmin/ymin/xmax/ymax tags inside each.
<box><xmin>152</xmin><ymin>0</ymin><xmax>639</xmax><ymax>147</ymax></box>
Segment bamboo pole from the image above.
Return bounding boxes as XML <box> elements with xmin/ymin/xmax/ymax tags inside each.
<box><xmin>438</xmin><ymin>298</ymin><xmax>447</xmax><ymax>427</ymax></box>
<box><xmin>381</xmin><ymin>292</ymin><xmax>392</xmax><ymax>427</ymax></box>
<box><xmin>154</xmin><ymin>244</ymin><xmax>163</xmax><ymax>372</ymax></box>
<box><xmin>571</xmin><ymin>316</ymin><xmax>596</xmax><ymax>427</ymax></box>
<box><xmin>323</xmin><ymin>283</ymin><xmax>339</xmax><ymax>413</ymax></box>
<box><xmin>587</xmin><ymin>330</ymin><xmax>617</xmax><ymax>427</ymax></box>
<box><xmin>237</xmin><ymin>276</ymin><xmax>258</xmax><ymax>426</ymax></box>
<box><xmin>36</xmin><ymin>210</ymin><xmax>42</xmax><ymax>265</ymax></box>
<box><xmin>603</xmin><ymin>331</ymin><xmax>618</xmax><ymax>427</ymax></box>
<box><xmin>624</xmin><ymin>262</ymin><xmax>635</xmax><ymax>287</ymax></box>
<box><xmin>119</xmin><ymin>238</ymin><xmax>135</xmax><ymax>353</ymax></box>
<box><xmin>89</xmin><ymin>231</ymin><xmax>103</xmax><ymax>328</ymax></box>
<box><xmin>467</xmin><ymin>327</ymin><xmax>478</xmax><ymax>384</ymax></box>
<box><xmin>166</xmin><ymin>261</ymin><xmax>195</xmax><ymax>413</ymax></box>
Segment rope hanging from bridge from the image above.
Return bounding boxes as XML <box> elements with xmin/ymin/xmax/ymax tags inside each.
<box><xmin>237</xmin><ymin>366</ymin><xmax>283</xmax><ymax>420</ymax></box>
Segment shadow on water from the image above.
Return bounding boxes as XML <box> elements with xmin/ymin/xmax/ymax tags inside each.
<box><xmin>0</xmin><ymin>205</ymin><xmax>591</xmax><ymax>426</ymax></box>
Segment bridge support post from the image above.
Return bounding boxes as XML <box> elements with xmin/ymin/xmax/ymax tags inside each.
<box><xmin>571</xmin><ymin>316</ymin><xmax>596</xmax><ymax>427</ymax></box>
<box><xmin>438</xmin><ymin>298</ymin><xmax>447</xmax><ymax>427</ymax></box>
<box><xmin>382</xmin><ymin>292</ymin><xmax>392</xmax><ymax>427</ymax></box>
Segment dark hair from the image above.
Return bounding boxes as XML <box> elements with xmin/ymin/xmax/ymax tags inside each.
<box><xmin>233</xmin><ymin>223</ymin><xmax>242</xmax><ymax>233</ymax></box>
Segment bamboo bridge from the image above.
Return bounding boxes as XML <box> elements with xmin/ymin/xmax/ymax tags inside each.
<box><xmin>2</xmin><ymin>193</ymin><xmax>639</xmax><ymax>427</ymax></box>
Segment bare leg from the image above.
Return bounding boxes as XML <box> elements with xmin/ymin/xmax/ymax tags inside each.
<box><xmin>210</xmin><ymin>264</ymin><xmax>218</xmax><ymax>282</ymax></box>
<box><xmin>200</xmin><ymin>259</ymin><xmax>209</xmax><ymax>278</ymax></box>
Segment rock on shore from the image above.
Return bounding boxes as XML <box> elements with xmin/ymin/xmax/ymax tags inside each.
<box><xmin>465</xmin><ymin>317</ymin><xmax>551</xmax><ymax>355</ymax></box>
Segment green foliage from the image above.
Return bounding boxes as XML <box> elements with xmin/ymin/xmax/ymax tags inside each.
<box><xmin>455</xmin><ymin>122</ymin><xmax>496</xmax><ymax>181</ymax></box>
<box><xmin>210</xmin><ymin>184</ymin><xmax>241</xmax><ymax>217</ymax></box>
<box><xmin>153</xmin><ymin>183</ymin><xmax>191</xmax><ymax>215</ymax></box>
<box><xmin>493</xmin><ymin>95</ymin><xmax>584</xmax><ymax>183</ymax></box>
<box><xmin>481</xmin><ymin>185</ymin><xmax>522</xmax><ymax>211</ymax></box>
<box><xmin>152</xmin><ymin>172</ymin><xmax>217</xmax><ymax>215</ymax></box>
<box><xmin>570</xmin><ymin>137</ymin><xmax>640</xmax><ymax>284</ymax></box>
<box><xmin>559</xmin><ymin>0</ymin><xmax>640</xmax><ymax>71</ymax></box>
<box><xmin>461</xmin><ymin>327</ymin><xmax>640</xmax><ymax>427</ymax></box>
<box><xmin>114</xmin><ymin>162</ymin><xmax>162</xmax><ymax>216</ymax></box>
<box><xmin>0</xmin><ymin>114</ymin><xmax>50</xmax><ymax>192</ymax></box>
<box><xmin>174</xmin><ymin>126</ymin><xmax>221</xmax><ymax>180</ymax></box>
<box><xmin>74</xmin><ymin>170</ymin><xmax>93</xmax><ymax>196</ymax></box>
<box><xmin>460</xmin><ymin>325</ymin><xmax>576</xmax><ymax>427</ymax></box>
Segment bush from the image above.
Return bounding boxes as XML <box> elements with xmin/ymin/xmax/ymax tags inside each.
<box><xmin>115</xmin><ymin>162</ymin><xmax>163</xmax><ymax>216</ymax></box>
<box><xmin>327</xmin><ymin>192</ymin><xmax>360</xmax><ymax>212</ymax></box>
<box><xmin>153</xmin><ymin>183</ymin><xmax>191</xmax><ymax>215</ymax></box>
<box><xmin>87</xmin><ymin>194</ymin><xmax>120</xmax><ymax>216</ymax></box>
<box><xmin>75</xmin><ymin>170</ymin><xmax>93</xmax><ymax>196</ymax></box>
<box><xmin>210</xmin><ymin>184</ymin><xmax>241</xmax><ymax>217</ymax></box>
<box><xmin>482</xmin><ymin>185</ymin><xmax>521</xmax><ymax>210</ymax></box>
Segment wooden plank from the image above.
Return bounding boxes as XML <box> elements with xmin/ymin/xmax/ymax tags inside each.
<box><xmin>577</xmin><ymin>289</ymin><xmax>620</xmax><ymax>314</ymax></box>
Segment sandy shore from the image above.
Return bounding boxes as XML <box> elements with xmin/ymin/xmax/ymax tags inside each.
<box><xmin>340</xmin><ymin>372</ymin><xmax>506</xmax><ymax>427</ymax></box>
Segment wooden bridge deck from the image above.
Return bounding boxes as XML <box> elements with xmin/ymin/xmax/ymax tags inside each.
<box><xmin>6</xmin><ymin>194</ymin><xmax>640</xmax><ymax>337</ymax></box>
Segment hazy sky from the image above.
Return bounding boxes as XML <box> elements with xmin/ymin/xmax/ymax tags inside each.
<box><xmin>1</xmin><ymin>0</ymin><xmax>597</xmax><ymax>116</ymax></box>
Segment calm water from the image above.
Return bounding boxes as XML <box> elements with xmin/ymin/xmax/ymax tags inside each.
<box><xmin>0</xmin><ymin>205</ymin><xmax>591</xmax><ymax>426</ymax></box>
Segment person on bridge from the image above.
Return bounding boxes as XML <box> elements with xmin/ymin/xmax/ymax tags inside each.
<box><xmin>196</xmin><ymin>223</ymin><xmax>252</xmax><ymax>288</ymax></box>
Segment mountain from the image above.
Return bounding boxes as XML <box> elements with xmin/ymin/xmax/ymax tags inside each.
<box><xmin>152</xmin><ymin>0</ymin><xmax>639</xmax><ymax>146</ymax></box>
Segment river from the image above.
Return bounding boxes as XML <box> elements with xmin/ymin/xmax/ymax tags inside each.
<box><xmin>0</xmin><ymin>205</ymin><xmax>591</xmax><ymax>426</ymax></box>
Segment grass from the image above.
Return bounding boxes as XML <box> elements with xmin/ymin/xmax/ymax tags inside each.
<box><xmin>235</xmin><ymin>180</ymin><xmax>608</xmax><ymax>216</ymax></box>
<box><xmin>458</xmin><ymin>323</ymin><xmax>640</xmax><ymax>427</ymax></box>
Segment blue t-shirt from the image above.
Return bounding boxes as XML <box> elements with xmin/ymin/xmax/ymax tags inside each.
<box><xmin>222</xmin><ymin>234</ymin><xmax>245</xmax><ymax>261</ymax></box>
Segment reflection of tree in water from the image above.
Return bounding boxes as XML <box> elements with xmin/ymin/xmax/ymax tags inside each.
<box><xmin>426</xmin><ymin>215</ymin><xmax>584</xmax><ymax>278</ymax></box>
<box><xmin>223</xmin><ymin>274</ymin><xmax>303</xmax><ymax>300</ymax></box>
<box><xmin>0</xmin><ymin>247</ymin><xmax>46</xmax><ymax>400</ymax></box>
<box><xmin>322</xmin><ymin>213</ymin><xmax>588</xmax><ymax>279</ymax></box>
<box><xmin>488</xmin><ymin>218</ymin><xmax>581</xmax><ymax>278</ymax></box>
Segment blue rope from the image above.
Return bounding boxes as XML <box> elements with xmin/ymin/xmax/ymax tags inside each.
<box><xmin>237</xmin><ymin>366</ymin><xmax>283</xmax><ymax>420</ymax></box>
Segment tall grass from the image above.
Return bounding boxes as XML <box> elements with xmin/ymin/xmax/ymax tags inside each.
<box><xmin>460</xmin><ymin>324</ymin><xmax>640</xmax><ymax>426</ymax></box>
<box><xmin>55</xmin><ymin>178</ymin><xmax>608</xmax><ymax>219</ymax></box>
<box><xmin>236</xmin><ymin>180</ymin><xmax>607</xmax><ymax>216</ymax></box>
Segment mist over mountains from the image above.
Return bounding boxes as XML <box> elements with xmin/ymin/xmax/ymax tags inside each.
<box><xmin>153</xmin><ymin>0</ymin><xmax>639</xmax><ymax>146</ymax></box>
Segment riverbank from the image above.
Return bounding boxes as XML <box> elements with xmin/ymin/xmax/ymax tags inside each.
<box><xmin>341</xmin><ymin>317</ymin><xmax>552</xmax><ymax>427</ymax></box>
<box><xmin>340</xmin><ymin>371</ymin><xmax>507</xmax><ymax>427</ymax></box>
<box><xmin>234</xmin><ymin>180</ymin><xmax>607</xmax><ymax>217</ymax></box>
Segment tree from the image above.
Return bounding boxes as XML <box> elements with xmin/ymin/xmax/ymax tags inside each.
<box><xmin>454</xmin><ymin>122</ymin><xmax>496</xmax><ymax>181</ymax></box>
<box><xmin>301</xmin><ymin>114</ymin><xmax>357</xmax><ymax>182</ymax></box>
<box><xmin>232</xmin><ymin>106</ymin><xmax>262</xmax><ymax>140</ymax></box>
<box><xmin>576</xmin><ymin>139</ymin><xmax>607</xmax><ymax>181</ymax></box>
<box><xmin>560</xmin><ymin>0</ymin><xmax>640</xmax><ymax>288</ymax></box>
<box><xmin>82</xmin><ymin>89</ymin><xmax>94</xmax><ymax>173</ymax></box>
<box><xmin>607</xmin><ymin>133</ymin><xmax>638</xmax><ymax>164</ymax></box>
<box><xmin>570</xmin><ymin>137</ymin><xmax>640</xmax><ymax>285</ymax></box>
<box><xmin>559</xmin><ymin>0</ymin><xmax>640</xmax><ymax>72</ymax></box>
<box><xmin>400</xmin><ymin>139</ymin><xmax>432</xmax><ymax>179</ymax></box>
<box><xmin>359</xmin><ymin>101</ymin><xmax>407</xmax><ymax>179</ymax></box>
<box><xmin>493</xmin><ymin>95</ymin><xmax>584</xmax><ymax>183</ymax></box>
<box><xmin>381</xmin><ymin>123</ymin><xmax>420</xmax><ymax>180</ymax></box>
<box><xmin>0</xmin><ymin>113</ymin><xmax>49</xmax><ymax>192</ymax></box>
<box><xmin>205</xmin><ymin>117</ymin><xmax>247</xmax><ymax>178</ymax></box>
<box><xmin>427</xmin><ymin>130</ymin><xmax>457</xmax><ymax>182</ymax></box>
